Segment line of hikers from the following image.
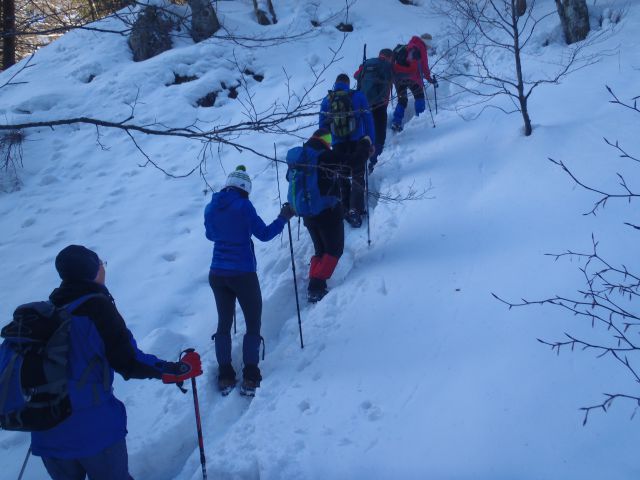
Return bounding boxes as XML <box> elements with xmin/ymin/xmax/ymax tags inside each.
<box><xmin>205</xmin><ymin>32</ymin><xmax>438</xmax><ymax>401</ymax></box>
<box><xmin>0</xmin><ymin>34</ymin><xmax>437</xmax><ymax>480</ymax></box>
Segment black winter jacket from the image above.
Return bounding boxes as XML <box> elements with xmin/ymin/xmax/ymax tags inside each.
<box><xmin>49</xmin><ymin>281</ymin><xmax>165</xmax><ymax>380</ymax></box>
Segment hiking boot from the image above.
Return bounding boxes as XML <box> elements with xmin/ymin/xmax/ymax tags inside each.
<box><xmin>391</xmin><ymin>122</ymin><xmax>403</xmax><ymax>132</ymax></box>
<box><xmin>345</xmin><ymin>209</ymin><xmax>363</xmax><ymax>228</ymax></box>
<box><xmin>307</xmin><ymin>288</ymin><xmax>328</xmax><ymax>303</ymax></box>
<box><xmin>240</xmin><ymin>364</ymin><xmax>262</xmax><ymax>397</ymax></box>
<box><xmin>240</xmin><ymin>378</ymin><xmax>259</xmax><ymax>397</ymax></box>
<box><xmin>217</xmin><ymin>364</ymin><xmax>236</xmax><ymax>395</ymax></box>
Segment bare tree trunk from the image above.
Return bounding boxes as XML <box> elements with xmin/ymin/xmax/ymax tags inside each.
<box><xmin>555</xmin><ymin>0</ymin><xmax>590</xmax><ymax>45</ymax></box>
<box><xmin>511</xmin><ymin>0</ymin><xmax>532</xmax><ymax>135</ymax></box>
<box><xmin>188</xmin><ymin>0</ymin><xmax>220</xmax><ymax>42</ymax></box>
<box><xmin>252</xmin><ymin>0</ymin><xmax>276</xmax><ymax>25</ymax></box>
<box><xmin>2</xmin><ymin>0</ymin><xmax>16</xmax><ymax>70</ymax></box>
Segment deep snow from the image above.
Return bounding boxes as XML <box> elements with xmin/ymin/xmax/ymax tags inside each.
<box><xmin>1</xmin><ymin>0</ymin><xmax>639</xmax><ymax>479</ymax></box>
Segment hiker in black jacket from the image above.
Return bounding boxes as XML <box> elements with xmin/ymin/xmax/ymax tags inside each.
<box><xmin>300</xmin><ymin>128</ymin><xmax>371</xmax><ymax>302</ymax></box>
<box><xmin>33</xmin><ymin>245</ymin><xmax>202</xmax><ymax>480</ymax></box>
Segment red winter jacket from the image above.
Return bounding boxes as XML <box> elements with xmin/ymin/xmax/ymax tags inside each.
<box><xmin>393</xmin><ymin>36</ymin><xmax>432</xmax><ymax>84</ymax></box>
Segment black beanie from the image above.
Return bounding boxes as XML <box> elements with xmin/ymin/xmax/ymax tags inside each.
<box><xmin>55</xmin><ymin>245</ymin><xmax>101</xmax><ymax>282</ymax></box>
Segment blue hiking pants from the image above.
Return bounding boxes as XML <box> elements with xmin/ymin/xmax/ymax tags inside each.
<box><xmin>41</xmin><ymin>438</ymin><xmax>133</xmax><ymax>480</ymax></box>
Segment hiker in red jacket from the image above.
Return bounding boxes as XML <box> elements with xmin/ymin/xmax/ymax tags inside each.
<box><xmin>391</xmin><ymin>34</ymin><xmax>438</xmax><ymax>132</ymax></box>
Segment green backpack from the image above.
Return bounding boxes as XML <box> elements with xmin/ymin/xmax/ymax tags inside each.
<box><xmin>327</xmin><ymin>90</ymin><xmax>356</xmax><ymax>139</ymax></box>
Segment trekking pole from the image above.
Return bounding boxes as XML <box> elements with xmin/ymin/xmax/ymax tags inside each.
<box><xmin>287</xmin><ymin>220</ymin><xmax>304</xmax><ymax>349</ymax></box>
<box><xmin>365</xmin><ymin>159</ymin><xmax>371</xmax><ymax>248</ymax></box>
<box><xmin>424</xmin><ymin>88</ymin><xmax>435</xmax><ymax>128</ymax></box>
<box><xmin>17</xmin><ymin>447</ymin><xmax>31</xmax><ymax>480</ymax></box>
<box><xmin>274</xmin><ymin>143</ymin><xmax>284</xmax><ymax>248</ymax></box>
<box><xmin>274</xmin><ymin>144</ymin><xmax>304</xmax><ymax>349</ymax></box>
<box><xmin>180</xmin><ymin>348</ymin><xmax>207</xmax><ymax>480</ymax></box>
<box><xmin>418</xmin><ymin>64</ymin><xmax>436</xmax><ymax>128</ymax></box>
<box><xmin>191</xmin><ymin>376</ymin><xmax>207</xmax><ymax>480</ymax></box>
<box><xmin>357</xmin><ymin>43</ymin><xmax>367</xmax><ymax>91</ymax></box>
<box><xmin>433</xmin><ymin>74</ymin><xmax>438</xmax><ymax>115</ymax></box>
<box><xmin>233</xmin><ymin>311</ymin><xmax>236</xmax><ymax>334</ymax></box>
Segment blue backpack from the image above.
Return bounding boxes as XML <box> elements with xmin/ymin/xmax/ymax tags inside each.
<box><xmin>286</xmin><ymin>146</ymin><xmax>338</xmax><ymax>217</ymax></box>
<box><xmin>0</xmin><ymin>294</ymin><xmax>99</xmax><ymax>432</ymax></box>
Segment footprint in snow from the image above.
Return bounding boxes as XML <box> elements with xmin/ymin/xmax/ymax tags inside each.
<box><xmin>39</xmin><ymin>175</ymin><xmax>59</xmax><ymax>186</ymax></box>
<box><xmin>21</xmin><ymin>218</ymin><xmax>35</xmax><ymax>228</ymax></box>
<box><xmin>360</xmin><ymin>400</ymin><xmax>383</xmax><ymax>421</ymax></box>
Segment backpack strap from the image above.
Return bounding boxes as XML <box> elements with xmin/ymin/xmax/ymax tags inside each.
<box><xmin>63</xmin><ymin>293</ymin><xmax>104</xmax><ymax>313</ymax></box>
<box><xmin>0</xmin><ymin>351</ymin><xmax>20</xmax><ymax>412</ymax></box>
<box><xmin>64</xmin><ymin>293</ymin><xmax>112</xmax><ymax>404</ymax></box>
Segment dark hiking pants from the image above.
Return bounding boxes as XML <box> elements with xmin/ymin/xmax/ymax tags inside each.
<box><xmin>41</xmin><ymin>438</ymin><xmax>133</xmax><ymax>480</ymax></box>
<box><xmin>371</xmin><ymin>104</ymin><xmax>388</xmax><ymax>162</ymax></box>
<box><xmin>334</xmin><ymin>141</ymin><xmax>366</xmax><ymax>214</ymax></box>
<box><xmin>304</xmin><ymin>205</ymin><xmax>344</xmax><ymax>289</ymax></box>
<box><xmin>209</xmin><ymin>271</ymin><xmax>262</xmax><ymax>367</ymax></box>
<box><xmin>395</xmin><ymin>78</ymin><xmax>424</xmax><ymax>110</ymax></box>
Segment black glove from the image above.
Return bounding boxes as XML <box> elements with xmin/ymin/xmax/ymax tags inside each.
<box><xmin>428</xmin><ymin>77</ymin><xmax>438</xmax><ymax>88</ymax></box>
<box><xmin>279</xmin><ymin>202</ymin><xmax>295</xmax><ymax>220</ymax></box>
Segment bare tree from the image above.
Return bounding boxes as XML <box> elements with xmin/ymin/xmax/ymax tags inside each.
<box><xmin>495</xmin><ymin>88</ymin><xmax>640</xmax><ymax>423</ymax></box>
<box><xmin>435</xmin><ymin>0</ymin><xmax>603</xmax><ymax>136</ymax></box>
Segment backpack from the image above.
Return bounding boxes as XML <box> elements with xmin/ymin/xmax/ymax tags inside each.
<box><xmin>0</xmin><ymin>294</ymin><xmax>98</xmax><ymax>432</ymax></box>
<box><xmin>286</xmin><ymin>146</ymin><xmax>339</xmax><ymax>217</ymax></box>
<box><xmin>358</xmin><ymin>58</ymin><xmax>394</xmax><ymax>108</ymax></box>
<box><xmin>393</xmin><ymin>43</ymin><xmax>410</xmax><ymax>67</ymax></box>
<box><xmin>327</xmin><ymin>90</ymin><xmax>357</xmax><ymax>139</ymax></box>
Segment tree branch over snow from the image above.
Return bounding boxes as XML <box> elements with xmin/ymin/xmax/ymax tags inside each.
<box><xmin>494</xmin><ymin>88</ymin><xmax>640</xmax><ymax>423</ymax></box>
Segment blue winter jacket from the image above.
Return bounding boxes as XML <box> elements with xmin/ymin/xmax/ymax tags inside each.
<box><xmin>319</xmin><ymin>81</ymin><xmax>376</xmax><ymax>146</ymax></box>
<box><xmin>205</xmin><ymin>187</ymin><xmax>287</xmax><ymax>272</ymax></box>
<box><xmin>31</xmin><ymin>282</ymin><xmax>166</xmax><ymax>459</ymax></box>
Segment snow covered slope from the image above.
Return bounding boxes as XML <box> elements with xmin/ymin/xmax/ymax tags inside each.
<box><xmin>1</xmin><ymin>0</ymin><xmax>639</xmax><ymax>478</ymax></box>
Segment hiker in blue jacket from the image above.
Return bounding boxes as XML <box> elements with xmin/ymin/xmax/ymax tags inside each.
<box><xmin>34</xmin><ymin>245</ymin><xmax>202</xmax><ymax>480</ymax></box>
<box><xmin>204</xmin><ymin>165</ymin><xmax>294</xmax><ymax>395</ymax></box>
<box><xmin>319</xmin><ymin>73</ymin><xmax>375</xmax><ymax>228</ymax></box>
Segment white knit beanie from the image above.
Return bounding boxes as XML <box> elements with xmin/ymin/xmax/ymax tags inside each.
<box><xmin>225</xmin><ymin>165</ymin><xmax>252</xmax><ymax>194</ymax></box>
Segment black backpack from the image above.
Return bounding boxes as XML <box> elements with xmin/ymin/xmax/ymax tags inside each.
<box><xmin>393</xmin><ymin>44</ymin><xmax>409</xmax><ymax>67</ymax></box>
<box><xmin>0</xmin><ymin>295</ymin><xmax>98</xmax><ymax>431</ymax></box>
<box><xmin>327</xmin><ymin>90</ymin><xmax>357</xmax><ymax>139</ymax></box>
<box><xmin>358</xmin><ymin>58</ymin><xmax>394</xmax><ymax>108</ymax></box>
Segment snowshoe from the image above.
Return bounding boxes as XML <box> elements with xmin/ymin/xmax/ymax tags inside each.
<box><xmin>345</xmin><ymin>209</ymin><xmax>363</xmax><ymax>228</ymax></box>
<box><xmin>391</xmin><ymin>122</ymin><xmax>403</xmax><ymax>133</ymax></box>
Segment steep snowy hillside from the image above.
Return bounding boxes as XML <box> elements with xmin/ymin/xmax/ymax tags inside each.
<box><xmin>1</xmin><ymin>0</ymin><xmax>639</xmax><ymax>479</ymax></box>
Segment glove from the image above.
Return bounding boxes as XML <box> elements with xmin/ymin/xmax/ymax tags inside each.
<box><xmin>279</xmin><ymin>202</ymin><xmax>295</xmax><ymax>221</ymax></box>
<box><xmin>428</xmin><ymin>77</ymin><xmax>438</xmax><ymax>88</ymax></box>
<box><xmin>162</xmin><ymin>351</ymin><xmax>203</xmax><ymax>384</ymax></box>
